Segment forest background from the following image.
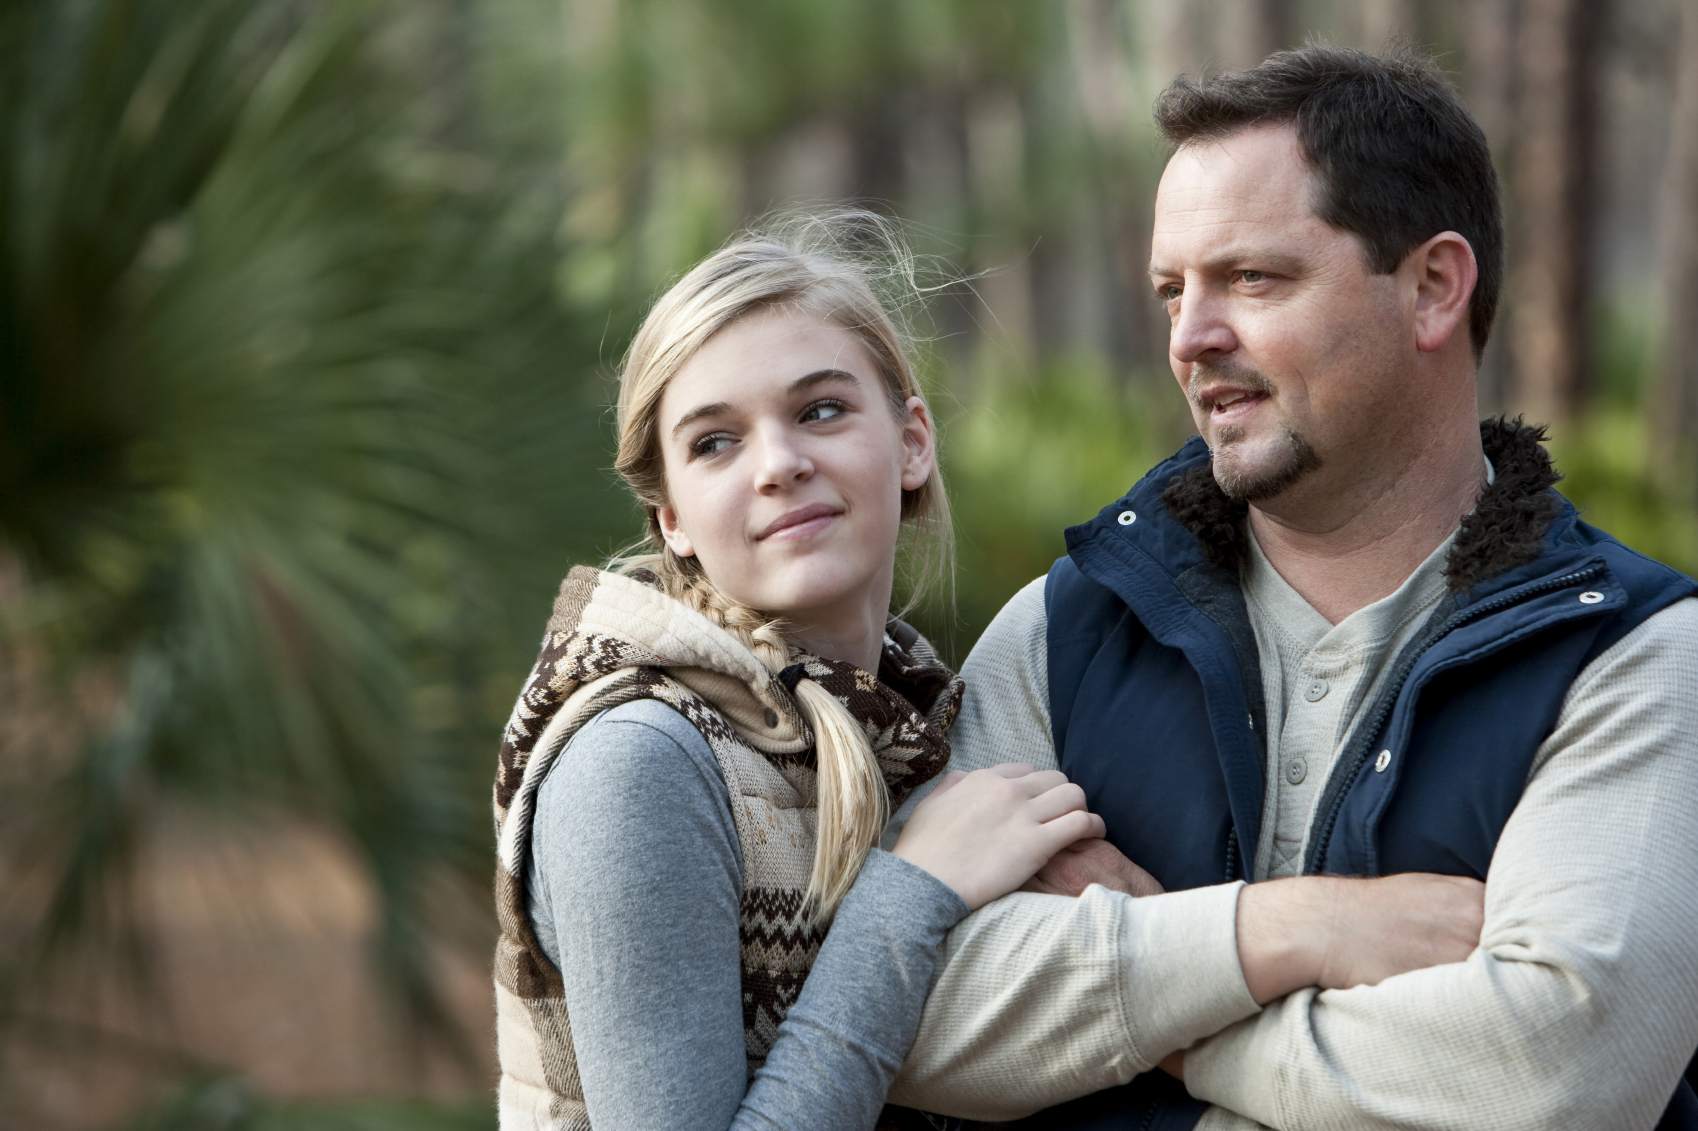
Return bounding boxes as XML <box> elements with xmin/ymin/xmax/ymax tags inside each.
<box><xmin>3</xmin><ymin>0</ymin><xmax>1697</xmax><ymax>1127</ymax></box>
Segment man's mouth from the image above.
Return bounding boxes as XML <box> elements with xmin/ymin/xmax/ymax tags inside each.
<box><xmin>1200</xmin><ymin>387</ymin><xmax>1268</xmax><ymax>417</ymax></box>
<box><xmin>1186</xmin><ymin>362</ymin><xmax>1276</xmax><ymax>423</ymax></box>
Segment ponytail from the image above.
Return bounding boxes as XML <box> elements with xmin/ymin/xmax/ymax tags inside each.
<box><xmin>784</xmin><ymin>675</ymin><xmax>888</xmax><ymax>920</ymax></box>
<box><xmin>618</xmin><ymin>549</ymin><xmax>889</xmax><ymax>921</ymax></box>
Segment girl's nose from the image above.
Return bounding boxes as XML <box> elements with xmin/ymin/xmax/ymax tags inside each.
<box><xmin>752</xmin><ymin>426</ymin><xmax>813</xmax><ymax>493</ymax></box>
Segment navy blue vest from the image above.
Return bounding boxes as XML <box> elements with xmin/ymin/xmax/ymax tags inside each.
<box><xmin>1024</xmin><ymin>436</ymin><xmax>1698</xmax><ymax>1131</ymax></box>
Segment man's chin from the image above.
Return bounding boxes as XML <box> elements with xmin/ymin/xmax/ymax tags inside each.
<box><xmin>1210</xmin><ymin>431</ymin><xmax>1323</xmax><ymax>502</ymax></box>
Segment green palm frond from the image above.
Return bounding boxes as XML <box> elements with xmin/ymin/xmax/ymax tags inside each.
<box><xmin>0</xmin><ymin>0</ymin><xmax>607</xmax><ymax>1083</ymax></box>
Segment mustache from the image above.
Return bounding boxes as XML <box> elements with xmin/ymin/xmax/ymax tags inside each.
<box><xmin>1186</xmin><ymin>359</ymin><xmax>1275</xmax><ymax>405</ymax></box>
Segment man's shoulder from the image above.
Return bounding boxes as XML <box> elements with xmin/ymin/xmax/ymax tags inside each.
<box><xmin>961</xmin><ymin>575</ymin><xmax>1049</xmax><ymax>682</ymax></box>
<box><xmin>1570</xmin><ymin>515</ymin><xmax>1698</xmax><ymax>594</ymax></box>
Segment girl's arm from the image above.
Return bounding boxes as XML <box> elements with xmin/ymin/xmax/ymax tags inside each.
<box><xmin>533</xmin><ymin>698</ymin><xmax>1083</xmax><ymax>1131</ymax></box>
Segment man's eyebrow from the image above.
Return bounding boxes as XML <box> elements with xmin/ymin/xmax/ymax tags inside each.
<box><xmin>1150</xmin><ymin>249</ymin><xmax>1308</xmax><ymax>281</ymax></box>
<box><xmin>668</xmin><ymin>369</ymin><xmax>860</xmax><ymax>438</ymax></box>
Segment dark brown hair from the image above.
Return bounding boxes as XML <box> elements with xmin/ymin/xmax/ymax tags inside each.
<box><xmin>1155</xmin><ymin>44</ymin><xmax>1503</xmax><ymax>357</ymax></box>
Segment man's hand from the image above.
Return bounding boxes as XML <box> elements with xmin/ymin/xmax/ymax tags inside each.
<box><xmin>1020</xmin><ymin>837</ymin><xmax>1165</xmax><ymax>898</ymax></box>
<box><xmin>1237</xmin><ymin>873</ymin><xmax>1484</xmax><ymax>1004</ymax></box>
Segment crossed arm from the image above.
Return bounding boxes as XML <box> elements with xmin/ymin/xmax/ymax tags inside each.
<box><xmin>889</xmin><ymin>582</ymin><xmax>1698</xmax><ymax>1129</ymax></box>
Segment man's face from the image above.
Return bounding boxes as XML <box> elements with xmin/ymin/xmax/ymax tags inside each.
<box><xmin>1150</xmin><ymin>125</ymin><xmax>1413</xmax><ymax>504</ymax></box>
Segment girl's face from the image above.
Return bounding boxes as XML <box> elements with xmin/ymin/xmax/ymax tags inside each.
<box><xmin>654</xmin><ymin>304</ymin><xmax>935</xmax><ymax>639</ymax></box>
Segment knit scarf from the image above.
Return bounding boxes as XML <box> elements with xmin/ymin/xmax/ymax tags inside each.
<box><xmin>492</xmin><ymin>566</ymin><xmax>962</xmax><ymax>1130</ymax></box>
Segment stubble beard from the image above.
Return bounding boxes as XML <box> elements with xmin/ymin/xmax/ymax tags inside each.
<box><xmin>1210</xmin><ymin>424</ymin><xmax>1323</xmax><ymax>501</ymax></box>
<box><xmin>1188</xmin><ymin>361</ymin><xmax>1323</xmax><ymax>502</ymax></box>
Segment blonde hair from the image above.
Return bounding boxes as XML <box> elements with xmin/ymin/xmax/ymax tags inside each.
<box><xmin>611</xmin><ymin>210</ymin><xmax>951</xmax><ymax>919</ymax></box>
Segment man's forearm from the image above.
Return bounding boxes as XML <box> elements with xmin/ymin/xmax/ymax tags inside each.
<box><xmin>1183</xmin><ymin>603</ymin><xmax>1698</xmax><ymax>1131</ymax></box>
<box><xmin>889</xmin><ymin>883</ymin><xmax>1257</xmax><ymax>1120</ymax></box>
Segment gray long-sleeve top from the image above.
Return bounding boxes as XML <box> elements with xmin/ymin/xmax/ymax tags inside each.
<box><xmin>525</xmin><ymin>696</ymin><xmax>968</xmax><ymax>1131</ymax></box>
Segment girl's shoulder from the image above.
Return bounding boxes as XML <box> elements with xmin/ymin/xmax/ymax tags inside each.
<box><xmin>563</xmin><ymin>697</ymin><xmax>719</xmax><ymax>780</ymax></box>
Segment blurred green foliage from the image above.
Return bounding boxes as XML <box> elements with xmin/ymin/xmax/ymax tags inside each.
<box><xmin>915</xmin><ymin>360</ymin><xmax>1189</xmax><ymax>662</ymax></box>
<box><xmin>0</xmin><ymin>0</ymin><xmax>614</xmax><ymax>1105</ymax></box>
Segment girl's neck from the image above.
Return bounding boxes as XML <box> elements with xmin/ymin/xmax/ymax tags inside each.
<box><xmin>785</xmin><ymin>590</ymin><xmax>891</xmax><ymax>675</ymax></box>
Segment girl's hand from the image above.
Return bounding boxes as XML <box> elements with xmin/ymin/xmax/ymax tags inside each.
<box><xmin>892</xmin><ymin>763</ymin><xmax>1106</xmax><ymax>910</ymax></box>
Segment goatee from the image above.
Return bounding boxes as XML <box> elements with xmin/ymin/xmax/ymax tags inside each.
<box><xmin>1186</xmin><ymin>360</ymin><xmax>1323</xmax><ymax>501</ymax></box>
<box><xmin>1211</xmin><ymin>426</ymin><xmax>1323</xmax><ymax>501</ymax></box>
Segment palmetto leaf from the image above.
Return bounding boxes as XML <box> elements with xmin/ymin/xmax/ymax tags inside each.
<box><xmin>0</xmin><ymin>0</ymin><xmax>602</xmax><ymax>1085</ymax></box>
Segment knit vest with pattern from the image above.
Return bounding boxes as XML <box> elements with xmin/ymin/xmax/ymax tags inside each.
<box><xmin>491</xmin><ymin>566</ymin><xmax>962</xmax><ymax>1129</ymax></box>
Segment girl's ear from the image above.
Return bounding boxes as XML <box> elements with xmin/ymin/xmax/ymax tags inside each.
<box><xmin>898</xmin><ymin>396</ymin><xmax>937</xmax><ymax>492</ymax></box>
<box><xmin>657</xmin><ymin>503</ymin><xmax>696</xmax><ymax>558</ymax></box>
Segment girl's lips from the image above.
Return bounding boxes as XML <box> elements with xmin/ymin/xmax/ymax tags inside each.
<box><xmin>757</xmin><ymin>502</ymin><xmax>843</xmax><ymax>540</ymax></box>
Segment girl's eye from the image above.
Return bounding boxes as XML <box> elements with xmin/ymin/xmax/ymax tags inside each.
<box><xmin>690</xmin><ymin>433</ymin><xmax>735</xmax><ymax>458</ymax></box>
<box><xmin>801</xmin><ymin>399</ymin><xmax>847</xmax><ymax>423</ymax></box>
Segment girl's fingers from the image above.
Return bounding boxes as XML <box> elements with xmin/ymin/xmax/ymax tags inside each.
<box><xmin>1006</xmin><ymin>769</ymin><xmax>1071</xmax><ymax>799</ymax></box>
<box><xmin>985</xmin><ymin>762</ymin><xmax>1038</xmax><ymax>778</ymax></box>
<box><xmin>1025</xmin><ymin>781</ymin><xmax>1089</xmax><ymax>823</ymax></box>
<box><xmin>1034</xmin><ymin>809</ymin><xmax>1106</xmax><ymax>856</ymax></box>
<box><xmin>925</xmin><ymin>769</ymin><xmax>968</xmax><ymax>799</ymax></box>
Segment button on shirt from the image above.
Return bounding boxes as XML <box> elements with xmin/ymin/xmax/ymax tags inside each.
<box><xmin>1243</xmin><ymin>527</ymin><xmax>1458</xmax><ymax>880</ymax></box>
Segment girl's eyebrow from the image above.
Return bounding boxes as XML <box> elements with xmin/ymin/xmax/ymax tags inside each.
<box><xmin>669</xmin><ymin>369</ymin><xmax>861</xmax><ymax>438</ymax></box>
<box><xmin>670</xmin><ymin>400</ymin><xmax>731</xmax><ymax>437</ymax></box>
<box><xmin>788</xmin><ymin>367</ymin><xmax>859</xmax><ymax>393</ymax></box>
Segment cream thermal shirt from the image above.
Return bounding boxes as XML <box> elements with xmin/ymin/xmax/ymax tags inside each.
<box><xmin>891</xmin><ymin>548</ymin><xmax>1698</xmax><ymax>1129</ymax></box>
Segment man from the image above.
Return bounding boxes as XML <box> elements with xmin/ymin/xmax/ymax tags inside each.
<box><xmin>887</xmin><ymin>45</ymin><xmax>1698</xmax><ymax>1130</ymax></box>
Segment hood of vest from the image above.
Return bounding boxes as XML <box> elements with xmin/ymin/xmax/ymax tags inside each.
<box><xmin>494</xmin><ymin>565</ymin><xmax>960</xmax><ymax>819</ymax></box>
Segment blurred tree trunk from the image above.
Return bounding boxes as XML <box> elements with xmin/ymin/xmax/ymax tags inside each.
<box><xmin>1508</xmin><ymin>0</ymin><xmax>1603</xmax><ymax>426</ymax></box>
<box><xmin>1216</xmin><ymin>0</ymin><xmax>1295</xmax><ymax>69</ymax></box>
<box><xmin>1354</xmin><ymin>0</ymin><xmax>1420</xmax><ymax>50</ymax></box>
<box><xmin>1652</xmin><ymin>0</ymin><xmax>1698</xmax><ymax>480</ymax></box>
<box><xmin>1463</xmin><ymin>0</ymin><xmax>1518</xmax><ymax>412</ymax></box>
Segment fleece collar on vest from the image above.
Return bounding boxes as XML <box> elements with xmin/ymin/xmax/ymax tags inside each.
<box><xmin>1155</xmin><ymin>417</ymin><xmax>1564</xmax><ymax>597</ymax></box>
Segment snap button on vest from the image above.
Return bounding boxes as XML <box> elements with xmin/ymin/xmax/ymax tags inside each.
<box><xmin>1117</xmin><ymin>510</ymin><xmax>1136</xmax><ymax>526</ymax></box>
<box><xmin>1579</xmin><ymin>590</ymin><xmax>1604</xmax><ymax>604</ymax></box>
<box><xmin>1285</xmin><ymin>756</ymin><xmax>1307</xmax><ymax>785</ymax></box>
<box><xmin>1304</xmin><ymin>678</ymin><xmax>1330</xmax><ymax>702</ymax></box>
<box><xmin>1374</xmin><ymin>749</ymin><xmax>1392</xmax><ymax>772</ymax></box>
<box><xmin>763</xmin><ymin>708</ymin><xmax>778</xmax><ymax>727</ymax></box>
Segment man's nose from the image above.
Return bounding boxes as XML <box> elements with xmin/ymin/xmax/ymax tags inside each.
<box><xmin>752</xmin><ymin>426</ymin><xmax>812</xmax><ymax>492</ymax></box>
<box><xmin>1168</xmin><ymin>285</ymin><xmax>1239</xmax><ymax>365</ymax></box>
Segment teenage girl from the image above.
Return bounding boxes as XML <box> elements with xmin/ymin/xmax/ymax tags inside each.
<box><xmin>491</xmin><ymin>213</ymin><xmax>1094</xmax><ymax>1130</ymax></box>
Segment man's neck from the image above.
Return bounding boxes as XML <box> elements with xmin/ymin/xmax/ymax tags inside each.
<box><xmin>1247</xmin><ymin>430</ymin><xmax>1486</xmax><ymax>625</ymax></box>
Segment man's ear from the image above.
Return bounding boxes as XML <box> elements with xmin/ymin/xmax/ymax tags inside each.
<box><xmin>657</xmin><ymin>504</ymin><xmax>695</xmax><ymax>558</ymax></box>
<box><xmin>1411</xmin><ymin>231</ymin><xmax>1477</xmax><ymax>354</ymax></box>
<box><xmin>898</xmin><ymin>395</ymin><xmax>937</xmax><ymax>492</ymax></box>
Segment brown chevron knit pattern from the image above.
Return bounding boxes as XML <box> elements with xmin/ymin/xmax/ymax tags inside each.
<box><xmin>491</xmin><ymin>566</ymin><xmax>961</xmax><ymax>1129</ymax></box>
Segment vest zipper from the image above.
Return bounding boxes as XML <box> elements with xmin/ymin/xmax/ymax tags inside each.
<box><xmin>1303</xmin><ymin>563</ymin><xmax>1604</xmax><ymax>875</ymax></box>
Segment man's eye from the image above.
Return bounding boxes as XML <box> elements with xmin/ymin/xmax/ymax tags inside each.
<box><xmin>691</xmin><ymin>433</ymin><xmax>734</xmax><ymax>457</ymax></box>
<box><xmin>801</xmin><ymin>399</ymin><xmax>846</xmax><ymax>423</ymax></box>
<box><xmin>1158</xmin><ymin>284</ymin><xmax>1182</xmax><ymax>302</ymax></box>
<box><xmin>1240</xmin><ymin>270</ymin><xmax>1265</xmax><ymax>283</ymax></box>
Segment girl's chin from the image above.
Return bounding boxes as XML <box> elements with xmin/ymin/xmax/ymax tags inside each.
<box><xmin>743</xmin><ymin>574</ymin><xmax>874</xmax><ymax>620</ymax></box>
